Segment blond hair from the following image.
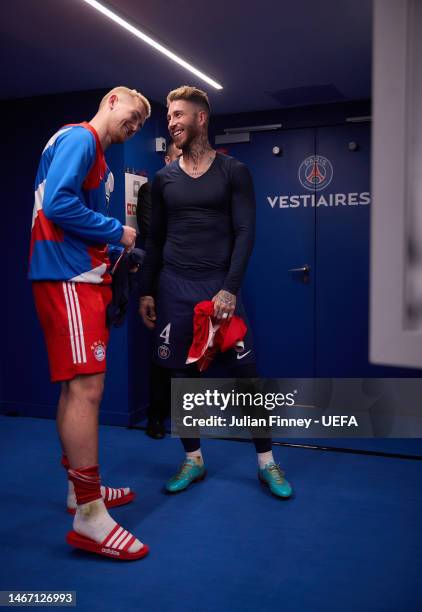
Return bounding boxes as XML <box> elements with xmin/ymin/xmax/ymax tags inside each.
<box><xmin>100</xmin><ymin>86</ymin><xmax>151</xmax><ymax>118</ymax></box>
<box><xmin>166</xmin><ymin>86</ymin><xmax>210</xmax><ymax>115</ymax></box>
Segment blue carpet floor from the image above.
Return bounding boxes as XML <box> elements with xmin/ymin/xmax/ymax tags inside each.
<box><xmin>0</xmin><ymin>415</ymin><xmax>421</xmax><ymax>612</ymax></box>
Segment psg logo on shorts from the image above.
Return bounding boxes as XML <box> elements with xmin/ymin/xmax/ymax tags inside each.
<box><xmin>298</xmin><ymin>155</ymin><xmax>333</xmax><ymax>192</ymax></box>
<box><xmin>158</xmin><ymin>344</ymin><xmax>170</xmax><ymax>360</ymax></box>
<box><xmin>91</xmin><ymin>341</ymin><xmax>106</xmax><ymax>362</ymax></box>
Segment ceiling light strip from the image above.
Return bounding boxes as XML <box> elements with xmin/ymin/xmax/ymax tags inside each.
<box><xmin>225</xmin><ymin>124</ymin><xmax>282</xmax><ymax>134</ymax></box>
<box><xmin>346</xmin><ymin>116</ymin><xmax>372</xmax><ymax>123</ymax></box>
<box><xmin>80</xmin><ymin>0</ymin><xmax>223</xmax><ymax>89</ymax></box>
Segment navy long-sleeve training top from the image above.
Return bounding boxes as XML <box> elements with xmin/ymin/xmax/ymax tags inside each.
<box><xmin>139</xmin><ymin>153</ymin><xmax>256</xmax><ymax>296</ymax></box>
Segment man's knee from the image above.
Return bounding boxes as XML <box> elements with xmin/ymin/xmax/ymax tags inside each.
<box><xmin>68</xmin><ymin>373</ymin><xmax>105</xmax><ymax>407</ymax></box>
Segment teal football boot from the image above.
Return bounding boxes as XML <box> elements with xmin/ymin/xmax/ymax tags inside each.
<box><xmin>258</xmin><ymin>462</ymin><xmax>292</xmax><ymax>499</ymax></box>
<box><xmin>165</xmin><ymin>458</ymin><xmax>206</xmax><ymax>493</ymax></box>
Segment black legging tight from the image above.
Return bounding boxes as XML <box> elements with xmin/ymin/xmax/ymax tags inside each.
<box><xmin>171</xmin><ymin>363</ymin><xmax>272</xmax><ymax>454</ymax></box>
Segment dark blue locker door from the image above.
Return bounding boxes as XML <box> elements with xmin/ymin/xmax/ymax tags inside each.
<box><xmin>315</xmin><ymin>124</ymin><xmax>422</xmax><ymax>377</ymax></box>
<box><xmin>226</xmin><ymin>129</ymin><xmax>315</xmax><ymax>376</ymax></box>
<box><xmin>315</xmin><ymin>123</ymin><xmax>373</xmax><ymax>376</ymax></box>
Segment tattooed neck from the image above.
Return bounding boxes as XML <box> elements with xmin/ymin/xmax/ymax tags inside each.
<box><xmin>184</xmin><ymin>134</ymin><xmax>214</xmax><ymax>166</ymax></box>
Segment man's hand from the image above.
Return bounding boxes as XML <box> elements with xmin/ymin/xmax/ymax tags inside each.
<box><xmin>120</xmin><ymin>225</ymin><xmax>137</xmax><ymax>249</ymax></box>
<box><xmin>212</xmin><ymin>289</ymin><xmax>236</xmax><ymax>319</ymax></box>
<box><xmin>139</xmin><ymin>295</ymin><xmax>156</xmax><ymax>329</ymax></box>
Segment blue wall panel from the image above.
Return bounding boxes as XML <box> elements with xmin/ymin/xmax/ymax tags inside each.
<box><xmin>315</xmin><ymin>123</ymin><xmax>421</xmax><ymax>377</ymax></box>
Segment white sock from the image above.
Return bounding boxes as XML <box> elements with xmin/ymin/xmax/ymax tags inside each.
<box><xmin>257</xmin><ymin>450</ymin><xmax>274</xmax><ymax>469</ymax></box>
<box><xmin>186</xmin><ymin>449</ymin><xmax>204</xmax><ymax>465</ymax></box>
<box><xmin>66</xmin><ymin>481</ymin><xmax>131</xmax><ymax>509</ymax></box>
<box><xmin>73</xmin><ymin>499</ymin><xmax>143</xmax><ymax>553</ymax></box>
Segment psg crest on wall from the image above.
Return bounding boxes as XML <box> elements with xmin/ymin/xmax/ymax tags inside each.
<box><xmin>298</xmin><ymin>155</ymin><xmax>334</xmax><ymax>191</ymax></box>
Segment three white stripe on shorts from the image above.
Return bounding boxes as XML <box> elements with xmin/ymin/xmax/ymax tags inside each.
<box><xmin>62</xmin><ymin>282</ymin><xmax>87</xmax><ymax>364</ymax></box>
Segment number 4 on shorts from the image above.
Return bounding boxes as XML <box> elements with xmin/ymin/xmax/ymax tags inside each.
<box><xmin>160</xmin><ymin>323</ymin><xmax>171</xmax><ymax>345</ymax></box>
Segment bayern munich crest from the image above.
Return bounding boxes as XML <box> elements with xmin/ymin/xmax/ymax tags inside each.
<box><xmin>298</xmin><ymin>155</ymin><xmax>333</xmax><ymax>192</ymax></box>
<box><xmin>158</xmin><ymin>344</ymin><xmax>170</xmax><ymax>360</ymax></box>
<box><xmin>91</xmin><ymin>341</ymin><xmax>106</xmax><ymax>362</ymax></box>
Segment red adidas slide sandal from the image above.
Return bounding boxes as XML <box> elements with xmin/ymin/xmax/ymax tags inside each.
<box><xmin>66</xmin><ymin>525</ymin><xmax>149</xmax><ymax>560</ymax></box>
<box><xmin>67</xmin><ymin>487</ymin><xmax>136</xmax><ymax>515</ymax></box>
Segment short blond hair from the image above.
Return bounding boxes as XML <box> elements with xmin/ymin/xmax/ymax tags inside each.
<box><xmin>166</xmin><ymin>86</ymin><xmax>210</xmax><ymax>115</ymax></box>
<box><xmin>100</xmin><ymin>86</ymin><xmax>151</xmax><ymax>119</ymax></box>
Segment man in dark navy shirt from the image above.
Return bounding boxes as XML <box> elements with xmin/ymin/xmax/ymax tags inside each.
<box><xmin>139</xmin><ymin>86</ymin><xmax>292</xmax><ymax>499</ymax></box>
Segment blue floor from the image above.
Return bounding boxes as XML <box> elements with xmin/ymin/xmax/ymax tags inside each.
<box><xmin>1</xmin><ymin>415</ymin><xmax>422</xmax><ymax>612</ymax></box>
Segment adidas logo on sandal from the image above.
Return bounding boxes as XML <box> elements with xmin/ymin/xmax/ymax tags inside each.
<box><xmin>101</xmin><ymin>548</ymin><xmax>120</xmax><ymax>556</ymax></box>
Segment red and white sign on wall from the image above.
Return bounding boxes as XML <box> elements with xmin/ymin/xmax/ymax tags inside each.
<box><xmin>124</xmin><ymin>172</ymin><xmax>148</xmax><ymax>231</ymax></box>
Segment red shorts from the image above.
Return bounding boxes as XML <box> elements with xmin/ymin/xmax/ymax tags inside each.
<box><xmin>32</xmin><ymin>281</ymin><xmax>112</xmax><ymax>383</ymax></box>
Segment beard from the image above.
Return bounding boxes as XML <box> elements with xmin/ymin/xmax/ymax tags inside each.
<box><xmin>174</xmin><ymin>122</ymin><xmax>200</xmax><ymax>151</ymax></box>
<box><xmin>111</xmin><ymin>123</ymin><xmax>132</xmax><ymax>145</ymax></box>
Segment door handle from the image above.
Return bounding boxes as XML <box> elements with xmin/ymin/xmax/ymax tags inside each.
<box><xmin>288</xmin><ymin>264</ymin><xmax>310</xmax><ymax>282</ymax></box>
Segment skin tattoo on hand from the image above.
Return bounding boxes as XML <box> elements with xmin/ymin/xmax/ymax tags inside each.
<box><xmin>213</xmin><ymin>289</ymin><xmax>236</xmax><ymax>318</ymax></box>
<box><xmin>217</xmin><ymin>290</ymin><xmax>235</xmax><ymax>307</ymax></box>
